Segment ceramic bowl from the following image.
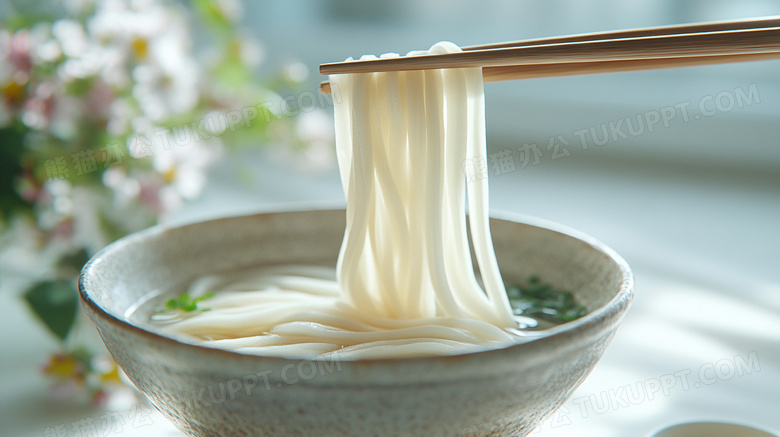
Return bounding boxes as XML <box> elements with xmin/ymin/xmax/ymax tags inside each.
<box><xmin>79</xmin><ymin>208</ymin><xmax>633</xmax><ymax>437</ymax></box>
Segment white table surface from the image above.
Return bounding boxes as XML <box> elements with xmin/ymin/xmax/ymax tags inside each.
<box><xmin>2</xmin><ymin>150</ymin><xmax>778</xmax><ymax>437</ymax></box>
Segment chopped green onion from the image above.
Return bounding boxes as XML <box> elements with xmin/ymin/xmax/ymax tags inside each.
<box><xmin>508</xmin><ymin>276</ymin><xmax>587</xmax><ymax>325</ymax></box>
<box><xmin>161</xmin><ymin>292</ymin><xmax>216</xmax><ymax>313</ymax></box>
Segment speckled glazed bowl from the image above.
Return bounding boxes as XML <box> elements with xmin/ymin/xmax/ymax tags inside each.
<box><xmin>79</xmin><ymin>208</ymin><xmax>633</xmax><ymax>437</ymax></box>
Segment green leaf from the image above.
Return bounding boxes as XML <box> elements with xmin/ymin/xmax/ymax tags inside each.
<box><xmin>162</xmin><ymin>292</ymin><xmax>215</xmax><ymax>313</ymax></box>
<box><xmin>191</xmin><ymin>0</ymin><xmax>232</xmax><ymax>33</ymax></box>
<box><xmin>23</xmin><ymin>280</ymin><xmax>79</xmax><ymax>342</ymax></box>
<box><xmin>57</xmin><ymin>249</ymin><xmax>91</xmax><ymax>275</ymax></box>
<box><xmin>0</xmin><ymin>125</ymin><xmax>30</xmax><ymax>221</ymax></box>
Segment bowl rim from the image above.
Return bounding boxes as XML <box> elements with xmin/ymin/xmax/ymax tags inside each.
<box><xmin>78</xmin><ymin>206</ymin><xmax>634</xmax><ymax>367</ymax></box>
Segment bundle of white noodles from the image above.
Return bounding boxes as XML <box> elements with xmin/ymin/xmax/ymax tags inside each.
<box><xmin>163</xmin><ymin>42</ymin><xmax>529</xmax><ymax>360</ymax></box>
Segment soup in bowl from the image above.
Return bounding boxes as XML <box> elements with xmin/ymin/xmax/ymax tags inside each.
<box><xmin>79</xmin><ymin>208</ymin><xmax>633</xmax><ymax>437</ymax></box>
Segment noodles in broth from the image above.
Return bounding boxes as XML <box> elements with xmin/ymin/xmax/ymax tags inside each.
<box><xmin>156</xmin><ymin>42</ymin><xmax>540</xmax><ymax>359</ymax></box>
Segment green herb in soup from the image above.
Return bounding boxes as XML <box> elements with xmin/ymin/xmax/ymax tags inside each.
<box><xmin>163</xmin><ymin>292</ymin><xmax>215</xmax><ymax>313</ymax></box>
<box><xmin>507</xmin><ymin>276</ymin><xmax>587</xmax><ymax>325</ymax></box>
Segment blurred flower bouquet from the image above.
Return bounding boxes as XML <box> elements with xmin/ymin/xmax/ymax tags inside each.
<box><xmin>1</xmin><ymin>0</ymin><xmax>331</xmax><ymax>404</ymax></box>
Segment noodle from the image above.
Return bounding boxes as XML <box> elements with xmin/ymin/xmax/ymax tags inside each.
<box><xmin>158</xmin><ymin>42</ymin><xmax>536</xmax><ymax>359</ymax></box>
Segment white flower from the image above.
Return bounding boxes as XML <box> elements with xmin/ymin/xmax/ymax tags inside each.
<box><xmin>106</xmin><ymin>97</ymin><xmax>136</xmax><ymax>136</ymax></box>
<box><xmin>88</xmin><ymin>0</ymin><xmax>168</xmax><ymax>45</ymax></box>
<box><xmin>52</xmin><ymin>20</ymin><xmax>108</xmax><ymax>82</ymax></box>
<box><xmin>30</xmin><ymin>23</ymin><xmax>62</xmax><ymax>64</ymax></box>
<box><xmin>131</xmin><ymin>28</ymin><xmax>199</xmax><ymax>121</ymax></box>
<box><xmin>84</xmin><ymin>0</ymin><xmax>199</xmax><ymax>100</ymax></box>
<box><xmin>152</xmin><ymin>137</ymin><xmax>223</xmax><ymax>202</ymax></box>
<box><xmin>118</xmin><ymin>118</ymin><xmax>225</xmax><ymax>213</ymax></box>
<box><xmin>52</xmin><ymin>20</ymin><xmax>89</xmax><ymax>58</ymax></box>
<box><xmin>19</xmin><ymin>80</ymin><xmax>81</xmax><ymax>138</ymax></box>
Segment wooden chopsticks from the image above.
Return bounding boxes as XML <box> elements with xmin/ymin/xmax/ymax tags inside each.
<box><xmin>319</xmin><ymin>17</ymin><xmax>780</xmax><ymax>94</ymax></box>
<box><xmin>320</xmin><ymin>28</ymin><xmax>780</xmax><ymax>73</ymax></box>
<box><xmin>477</xmin><ymin>52</ymin><xmax>780</xmax><ymax>82</ymax></box>
<box><xmin>461</xmin><ymin>15</ymin><xmax>780</xmax><ymax>50</ymax></box>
